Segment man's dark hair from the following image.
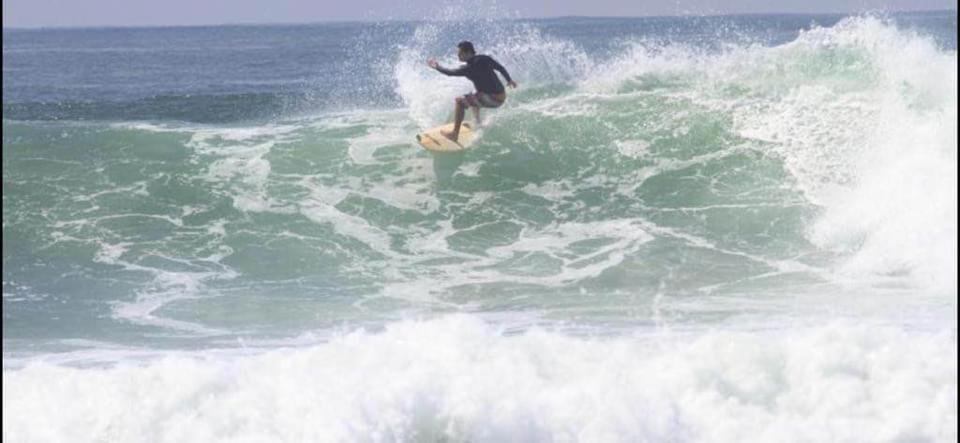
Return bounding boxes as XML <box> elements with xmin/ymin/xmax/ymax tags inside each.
<box><xmin>457</xmin><ymin>41</ymin><xmax>475</xmax><ymax>54</ymax></box>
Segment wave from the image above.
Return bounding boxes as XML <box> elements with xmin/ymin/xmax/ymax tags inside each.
<box><xmin>2</xmin><ymin>16</ymin><xmax>956</xmax><ymax>345</ymax></box>
<box><xmin>3</xmin><ymin>315</ymin><xmax>956</xmax><ymax>442</ymax></box>
<box><xmin>387</xmin><ymin>15</ymin><xmax>958</xmax><ymax>291</ymax></box>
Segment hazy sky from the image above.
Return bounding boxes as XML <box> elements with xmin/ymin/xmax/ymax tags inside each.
<box><xmin>3</xmin><ymin>0</ymin><xmax>956</xmax><ymax>28</ymax></box>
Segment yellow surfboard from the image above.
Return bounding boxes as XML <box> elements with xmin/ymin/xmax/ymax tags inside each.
<box><xmin>416</xmin><ymin>122</ymin><xmax>476</xmax><ymax>152</ymax></box>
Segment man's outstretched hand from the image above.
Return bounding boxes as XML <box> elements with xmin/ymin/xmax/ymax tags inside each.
<box><xmin>507</xmin><ymin>80</ymin><xmax>518</xmax><ymax>89</ymax></box>
<box><xmin>427</xmin><ymin>58</ymin><xmax>439</xmax><ymax>69</ymax></box>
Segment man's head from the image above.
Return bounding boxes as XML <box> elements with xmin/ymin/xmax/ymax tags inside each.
<box><xmin>457</xmin><ymin>41</ymin><xmax>475</xmax><ymax>61</ymax></box>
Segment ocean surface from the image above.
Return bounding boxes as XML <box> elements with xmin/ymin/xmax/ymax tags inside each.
<box><xmin>3</xmin><ymin>8</ymin><xmax>957</xmax><ymax>442</ymax></box>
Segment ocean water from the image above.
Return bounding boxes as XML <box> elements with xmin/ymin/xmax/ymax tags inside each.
<box><xmin>3</xmin><ymin>9</ymin><xmax>957</xmax><ymax>442</ymax></box>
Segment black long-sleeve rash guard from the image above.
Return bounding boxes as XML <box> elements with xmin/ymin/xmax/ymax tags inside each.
<box><xmin>435</xmin><ymin>54</ymin><xmax>513</xmax><ymax>94</ymax></box>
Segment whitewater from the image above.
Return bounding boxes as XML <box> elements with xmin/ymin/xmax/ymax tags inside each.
<box><xmin>2</xmin><ymin>9</ymin><xmax>957</xmax><ymax>442</ymax></box>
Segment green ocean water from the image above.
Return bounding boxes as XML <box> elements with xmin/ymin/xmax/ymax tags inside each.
<box><xmin>2</xmin><ymin>12</ymin><xmax>957</xmax><ymax>442</ymax></box>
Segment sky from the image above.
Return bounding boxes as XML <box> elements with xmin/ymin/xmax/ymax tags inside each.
<box><xmin>3</xmin><ymin>0</ymin><xmax>956</xmax><ymax>28</ymax></box>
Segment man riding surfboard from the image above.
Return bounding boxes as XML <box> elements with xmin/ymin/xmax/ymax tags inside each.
<box><xmin>427</xmin><ymin>41</ymin><xmax>517</xmax><ymax>143</ymax></box>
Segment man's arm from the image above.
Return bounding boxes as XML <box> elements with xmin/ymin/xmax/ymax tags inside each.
<box><xmin>488</xmin><ymin>57</ymin><xmax>517</xmax><ymax>87</ymax></box>
<box><xmin>428</xmin><ymin>59</ymin><xmax>467</xmax><ymax>76</ymax></box>
<box><xmin>437</xmin><ymin>65</ymin><xmax>468</xmax><ymax>76</ymax></box>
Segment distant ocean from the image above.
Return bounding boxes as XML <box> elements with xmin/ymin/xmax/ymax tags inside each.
<box><xmin>3</xmin><ymin>9</ymin><xmax>957</xmax><ymax>442</ymax></box>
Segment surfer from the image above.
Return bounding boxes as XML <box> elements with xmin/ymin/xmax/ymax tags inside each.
<box><xmin>428</xmin><ymin>41</ymin><xmax>517</xmax><ymax>143</ymax></box>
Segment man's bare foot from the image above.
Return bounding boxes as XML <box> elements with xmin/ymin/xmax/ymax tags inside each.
<box><xmin>441</xmin><ymin>130</ymin><xmax>459</xmax><ymax>142</ymax></box>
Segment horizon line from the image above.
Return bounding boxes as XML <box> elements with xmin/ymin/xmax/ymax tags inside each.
<box><xmin>3</xmin><ymin>8</ymin><xmax>955</xmax><ymax>31</ymax></box>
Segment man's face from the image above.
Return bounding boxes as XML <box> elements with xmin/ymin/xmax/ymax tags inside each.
<box><xmin>458</xmin><ymin>48</ymin><xmax>471</xmax><ymax>61</ymax></box>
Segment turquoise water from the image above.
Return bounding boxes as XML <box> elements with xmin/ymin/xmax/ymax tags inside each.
<box><xmin>3</xmin><ymin>11</ymin><xmax>957</xmax><ymax>442</ymax></box>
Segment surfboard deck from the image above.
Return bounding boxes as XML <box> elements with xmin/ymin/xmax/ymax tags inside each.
<box><xmin>416</xmin><ymin>122</ymin><xmax>476</xmax><ymax>152</ymax></box>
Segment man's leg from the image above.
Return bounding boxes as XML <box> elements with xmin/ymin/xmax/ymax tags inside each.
<box><xmin>472</xmin><ymin>106</ymin><xmax>481</xmax><ymax>127</ymax></box>
<box><xmin>444</xmin><ymin>97</ymin><xmax>467</xmax><ymax>142</ymax></box>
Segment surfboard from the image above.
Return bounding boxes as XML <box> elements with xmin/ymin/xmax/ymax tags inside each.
<box><xmin>416</xmin><ymin>122</ymin><xmax>476</xmax><ymax>152</ymax></box>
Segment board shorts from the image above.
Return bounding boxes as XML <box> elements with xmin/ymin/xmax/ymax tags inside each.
<box><xmin>460</xmin><ymin>92</ymin><xmax>504</xmax><ymax>109</ymax></box>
